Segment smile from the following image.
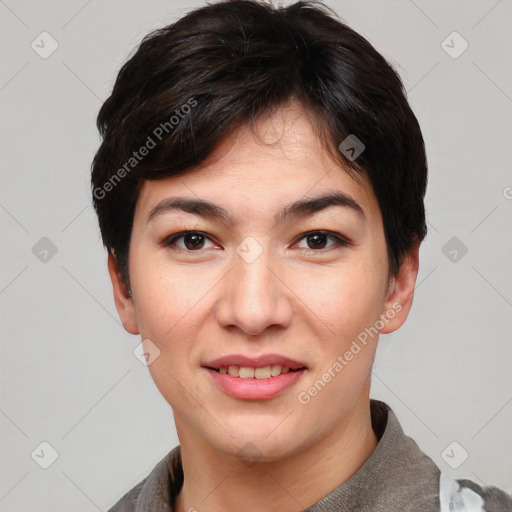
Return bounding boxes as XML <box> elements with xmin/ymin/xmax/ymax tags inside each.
<box><xmin>203</xmin><ymin>366</ymin><xmax>307</xmax><ymax>400</ymax></box>
<box><xmin>208</xmin><ymin>364</ymin><xmax>303</xmax><ymax>379</ymax></box>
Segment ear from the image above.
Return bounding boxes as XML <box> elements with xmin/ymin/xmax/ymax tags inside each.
<box><xmin>107</xmin><ymin>251</ymin><xmax>139</xmax><ymax>335</ymax></box>
<box><xmin>379</xmin><ymin>242</ymin><xmax>420</xmax><ymax>335</ymax></box>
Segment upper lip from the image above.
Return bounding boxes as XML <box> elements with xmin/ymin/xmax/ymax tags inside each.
<box><xmin>203</xmin><ymin>354</ymin><xmax>307</xmax><ymax>370</ymax></box>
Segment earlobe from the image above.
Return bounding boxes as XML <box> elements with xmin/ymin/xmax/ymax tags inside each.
<box><xmin>379</xmin><ymin>243</ymin><xmax>420</xmax><ymax>335</ymax></box>
<box><xmin>107</xmin><ymin>251</ymin><xmax>140</xmax><ymax>335</ymax></box>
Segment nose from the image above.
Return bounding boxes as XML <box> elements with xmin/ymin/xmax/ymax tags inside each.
<box><xmin>215</xmin><ymin>240</ymin><xmax>293</xmax><ymax>336</ymax></box>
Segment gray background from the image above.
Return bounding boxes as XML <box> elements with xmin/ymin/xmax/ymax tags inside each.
<box><xmin>1</xmin><ymin>0</ymin><xmax>511</xmax><ymax>510</ymax></box>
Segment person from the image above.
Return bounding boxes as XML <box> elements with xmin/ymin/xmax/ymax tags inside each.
<box><xmin>90</xmin><ymin>1</ymin><xmax>512</xmax><ymax>510</ymax></box>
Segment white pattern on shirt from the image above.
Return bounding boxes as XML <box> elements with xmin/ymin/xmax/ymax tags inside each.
<box><xmin>439</xmin><ymin>473</ymin><xmax>486</xmax><ymax>512</ymax></box>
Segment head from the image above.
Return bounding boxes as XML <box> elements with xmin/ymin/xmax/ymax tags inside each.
<box><xmin>91</xmin><ymin>0</ymin><xmax>427</xmax><ymax>462</ymax></box>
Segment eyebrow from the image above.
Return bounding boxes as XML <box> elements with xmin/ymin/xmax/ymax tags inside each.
<box><xmin>147</xmin><ymin>191</ymin><xmax>366</xmax><ymax>226</ymax></box>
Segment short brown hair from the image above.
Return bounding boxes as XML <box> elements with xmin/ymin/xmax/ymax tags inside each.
<box><xmin>91</xmin><ymin>0</ymin><xmax>428</xmax><ymax>288</ymax></box>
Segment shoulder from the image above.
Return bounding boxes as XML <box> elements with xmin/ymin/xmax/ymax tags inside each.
<box><xmin>106</xmin><ymin>478</ymin><xmax>146</xmax><ymax>512</ymax></box>
<box><xmin>106</xmin><ymin>445</ymin><xmax>183</xmax><ymax>512</ymax></box>
<box><xmin>369</xmin><ymin>401</ymin><xmax>512</xmax><ymax>512</ymax></box>
<box><xmin>439</xmin><ymin>472</ymin><xmax>512</xmax><ymax>512</ymax></box>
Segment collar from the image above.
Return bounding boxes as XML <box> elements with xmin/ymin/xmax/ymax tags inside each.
<box><xmin>130</xmin><ymin>399</ymin><xmax>440</xmax><ymax>511</ymax></box>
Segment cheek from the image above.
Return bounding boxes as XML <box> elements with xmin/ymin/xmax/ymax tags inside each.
<box><xmin>132</xmin><ymin>270</ymin><xmax>203</xmax><ymax>410</ymax></box>
<box><xmin>130</xmin><ymin>253</ymin><xmax>208</xmax><ymax>336</ymax></box>
<box><xmin>293</xmin><ymin>265</ymin><xmax>383</xmax><ymax>433</ymax></box>
<box><xmin>129</xmin><ymin>256</ymin><xmax>218</xmax><ymax>388</ymax></box>
<box><xmin>297</xmin><ymin>258</ymin><xmax>387</xmax><ymax>343</ymax></box>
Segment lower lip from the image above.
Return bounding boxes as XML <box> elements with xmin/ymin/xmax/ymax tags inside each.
<box><xmin>204</xmin><ymin>368</ymin><xmax>306</xmax><ymax>400</ymax></box>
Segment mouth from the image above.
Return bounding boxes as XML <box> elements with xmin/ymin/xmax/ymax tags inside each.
<box><xmin>205</xmin><ymin>364</ymin><xmax>306</xmax><ymax>379</ymax></box>
<box><xmin>201</xmin><ymin>355</ymin><xmax>308</xmax><ymax>400</ymax></box>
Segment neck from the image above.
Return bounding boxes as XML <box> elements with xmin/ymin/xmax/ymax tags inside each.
<box><xmin>173</xmin><ymin>399</ymin><xmax>378</xmax><ymax>512</ymax></box>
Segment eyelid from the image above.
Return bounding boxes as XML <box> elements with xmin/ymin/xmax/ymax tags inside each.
<box><xmin>162</xmin><ymin>230</ymin><xmax>219</xmax><ymax>250</ymax></box>
<box><xmin>292</xmin><ymin>230</ymin><xmax>353</xmax><ymax>251</ymax></box>
<box><xmin>162</xmin><ymin>229</ymin><xmax>352</xmax><ymax>252</ymax></box>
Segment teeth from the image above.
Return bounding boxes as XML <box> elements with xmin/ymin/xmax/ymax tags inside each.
<box><xmin>270</xmin><ymin>364</ymin><xmax>282</xmax><ymax>377</ymax></box>
<box><xmin>228</xmin><ymin>365</ymin><xmax>239</xmax><ymax>377</ymax></box>
<box><xmin>255</xmin><ymin>366</ymin><xmax>271</xmax><ymax>379</ymax></box>
<box><xmin>239</xmin><ymin>367</ymin><xmax>255</xmax><ymax>378</ymax></box>
<box><xmin>218</xmin><ymin>365</ymin><xmax>296</xmax><ymax>378</ymax></box>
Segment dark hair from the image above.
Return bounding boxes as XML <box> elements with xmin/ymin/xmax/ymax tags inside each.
<box><xmin>91</xmin><ymin>0</ymin><xmax>427</xmax><ymax>288</ymax></box>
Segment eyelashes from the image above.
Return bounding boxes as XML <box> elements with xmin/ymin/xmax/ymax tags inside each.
<box><xmin>161</xmin><ymin>230</ymin><xmax>352</xmax><ymax>253</ymax></box>
<box><xmin>294</xmin><ymin>231</ymin><xmax>352</xmax><ymax>251</ymax></box>
<box><xmin>163</xmin><ymin>231</ymin><xmax>217</xmax><ymax>251</ymax></box>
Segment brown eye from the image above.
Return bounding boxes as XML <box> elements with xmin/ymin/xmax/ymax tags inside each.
<box><xmin>295</xmin><ymin>231</ymin><xmax>351</xmax><ymax>251</ymax></box>
<box><xmin>183</xmin><ymin>233</ymin><xmax>205</xmax><ymax>250</ymax></box>
<box><xmin>305</xmin><ymin>233</ymin><xmax>329</xmax><ymax>249</ymax></box>
<box><xmin>164</xmin><ymin>231</ymin><xmax>216</xmax><ymax>251</ymax></box>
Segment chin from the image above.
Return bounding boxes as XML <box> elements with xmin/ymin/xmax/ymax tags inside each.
<box><xmin>206</xmin><ymin>423</ymin><xmax>307</xmax><ymax>465</ymax></box>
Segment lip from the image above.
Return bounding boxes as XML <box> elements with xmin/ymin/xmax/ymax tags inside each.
<box><xmin>202</xmin><ymin>353</ymin><xmax>308</xmax><ymax>401</ymax></box>
<box><xmin>202</xmin><ymin>353</ymin><xmax>307</xmax><ymax>370</ymax></box>
<box><xmin>204</xmin><ymin>367</ymin><xmax>306</xmax><ymax>400</ymax></box>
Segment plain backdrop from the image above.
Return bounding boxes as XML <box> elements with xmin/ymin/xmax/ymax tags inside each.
<box><xmin>1</xmin><ymin>0</ymin><xmax>511</xmax><ymax>510</ymax></box>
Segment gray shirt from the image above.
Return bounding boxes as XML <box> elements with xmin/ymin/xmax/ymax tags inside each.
<box><xmin>107</xmin><ymin>400</ymin><xmax>512</xmax><ymax>511</ymax></box>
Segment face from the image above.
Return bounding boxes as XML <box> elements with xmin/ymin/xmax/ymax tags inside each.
<box><xmin>109</xmin><ymin>102</ymin><xmax>418</xmax><ymax>463</ymax></box>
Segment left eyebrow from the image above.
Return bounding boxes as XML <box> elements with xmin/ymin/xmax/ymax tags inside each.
<box><xmin>147</xmin><ymin>191</ymin><xmax>366</xmax><ymax>226</ymax></box>
<box><xmin>276</xmin><ymin>191</ymin><xmax>365</xmax><ymax>224</ymax></box>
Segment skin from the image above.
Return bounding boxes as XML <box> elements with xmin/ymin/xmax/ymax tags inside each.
<box><xmin>108</xmin><ymin>101</ymin><xmax>419</xmax><ymax>512</ymax></box>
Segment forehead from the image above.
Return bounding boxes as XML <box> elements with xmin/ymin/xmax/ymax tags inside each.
<box><xmin>134</xmin><ymin>103</ymin><xmax>379</xmax><ymax>226</ymax></box>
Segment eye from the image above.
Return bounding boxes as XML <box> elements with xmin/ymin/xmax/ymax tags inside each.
<box><xmin>162</xmin><ymin>230</ymin><xmax>351</xmax><ymax>253</ymax></box>
<box><xmin>293</xmin><ymin>231</ymin><xmax>351</xmax><ymax>251</ymax></box>
<box><xmin>163</xmin><ymin>231</ymin><xmax>217</xmax><ymax>251</ymax></box>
